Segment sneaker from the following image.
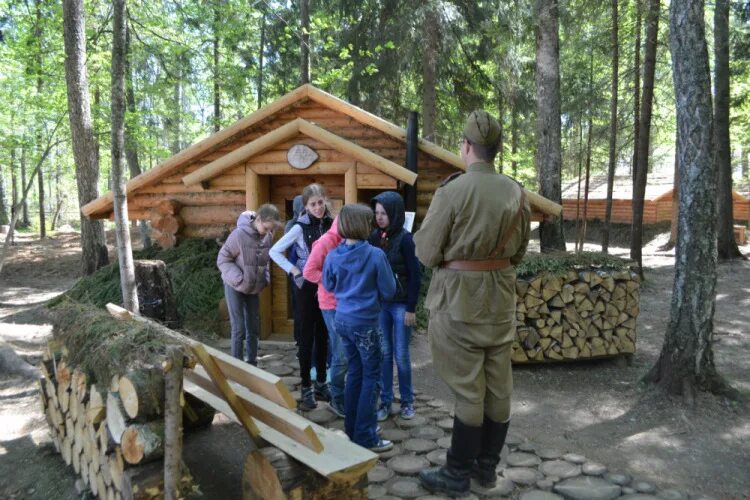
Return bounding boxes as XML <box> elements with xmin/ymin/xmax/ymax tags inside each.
<box><xmin>376</xmin><ymin>404</ymin><xmax>391</xmax><ymax>422</ymax></box>
<box><xmin>376</xmin><ymin>425</ymin><xmax>382</xmax><ymax>434</ymax></box>
<box><xmin>299</xmin><ymin>386</ymin><xmax>317</xmax><ymax>411</ymax></box>
<box><xmin>314</xmin><ymin>381</ymin><xmax>331</xmax><ymax>402</ymax></box>
<box><xmin>368</xmin><ymin>439</ymin><xmax>393</xmax><ymax>453</ymax></box>
<box><xmin>327</xmin><ymin>401</ymin><xmax>345</xmax><ymax>418</ymax></box>
<box><xmin>400</xmin><ymin>404</ymin><xmax>416</xmax><ymax>420</ymax></box>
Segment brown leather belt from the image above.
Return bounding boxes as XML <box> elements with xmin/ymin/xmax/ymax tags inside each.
<box><xmin>440</xmin><ymin>259</ymin><xmax>511</xmax><ymax>271</ymax></box>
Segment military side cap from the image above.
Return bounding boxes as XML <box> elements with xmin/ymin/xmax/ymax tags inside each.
<box><xmin>463</xmin><ymin>110</ymin><xmax>501</xmax><ymax>146</ymax></box>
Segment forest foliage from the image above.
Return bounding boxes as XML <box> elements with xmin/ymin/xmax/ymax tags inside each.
<box><xmin>0</xmin><ymin>0</ymin><xmax>748</xmax><ymax>230</ymax></box>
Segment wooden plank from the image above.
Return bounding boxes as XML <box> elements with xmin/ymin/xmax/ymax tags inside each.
<box><xmin>200</xmin><ymin>343</ymin><xmax>296</xmax><ymax>409</ymax></box>
<box><xmin>246</xmin><ymin>166</ymin><xmax>258</xmax><ymax>210</ymax></box>
<box><xmin>183</xmin><ymin>382</ymin><xmax>378</xmax><ymax>481</ymax></box>
<box><xmin>191</xmin><ymin>344</ymin><xmax>263</xmax><ymax>445</ymax></box>
<box><xmin>185</xmin><ymin>369</ymin><xmax>323</xmax><ymax>453</ymax></box>
<box><xmin>356</xmin><ymin>173</ymin><xmax>397</xmax><ymax>189</ymax></box>
<box><xmin>250</xmin><ymin>161</ymin><xmax>355</xmax><ymax>176</ymax></box>
<box><xmin>345</xmin><ymin>167</ymin><xmax>357</xmax><ymax>204</ymax></box>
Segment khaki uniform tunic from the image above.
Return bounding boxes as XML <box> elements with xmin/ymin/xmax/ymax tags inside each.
<box><xmin>414</xmin><ymin>161</ymin><xmax>531</xmax><ymax>425</ymax></box>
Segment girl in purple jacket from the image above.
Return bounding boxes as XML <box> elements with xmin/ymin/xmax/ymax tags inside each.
<box><xmin>217</xmin><ymin>204</ymin><xmax>281</xmax><ymax>365</ymax></box>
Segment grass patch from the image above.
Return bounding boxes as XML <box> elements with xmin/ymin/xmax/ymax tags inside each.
<box><xmin>50</xmin><ymin>239</ymin><xmax>224</xmax><ymax>329</ymax></box>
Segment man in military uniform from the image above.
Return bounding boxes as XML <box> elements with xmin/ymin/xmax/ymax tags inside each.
<box><xmin>414</xmin><ymin>110</ymin><xmax>531</xmax><ymax>496</ymax></box>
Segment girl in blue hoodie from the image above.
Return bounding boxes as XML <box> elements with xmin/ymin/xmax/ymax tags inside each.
<box><xmin>323</xmin><ymin>204</ymin><xmax>396</xmax><ymax>452</ymax></box>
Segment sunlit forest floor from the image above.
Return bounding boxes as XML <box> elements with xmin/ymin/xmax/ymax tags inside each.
<box><xmin>0</xmin><ymin>228</ymin><xmax>748</xmax><ymax>499</ymax></box>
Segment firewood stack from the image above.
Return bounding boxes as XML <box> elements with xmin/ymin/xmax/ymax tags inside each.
<box><xmin>511</xmin><ymin>268</ymin><xmax>640</xmax><ymax>363</ymax></box>
<box><xmin>150</xmin><ymin>200</ymin><xmax>183</xmax><ymax>248</ymax></box>
<box><xmin>38</xmin><ymin>345</ymin><xmax>212</xmax><ymax>499</ymax></box>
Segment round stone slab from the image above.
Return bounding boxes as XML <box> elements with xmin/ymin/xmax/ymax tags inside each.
<box><xmin>427</xmin><ymin>399</ymin><xmax>446</xmax><ymax>408</ymax></box>
<box><xmin>604</xmin><ymin>473</ymin><xmax>631</xmax><ymax>486</ymax></box>
<box><xmin>386</xmin><ymin>477</ymin><xmax>427</xmax><ymax>498</ymax></box>
<box><xmin>656</xmin><ymin>489</ymin><xmax>688</xmax><ymax>500</ymax></box>
<box><xmin>378</xmin><ymin>443</ymin><xmax>402</xmax><ymax>459</ymax></box>
<box><xmin>633</xmin><ymin>481</ymin><xmax>657</xmax><ymax>493</ymax></box>
<box><xmin>381</xmin><ymin>428</ymin><xmax>409</xmax><ymax>442</ymax></box>
<box><xmin>395</xmin><ymin>415</ymin><xmax>428</xmax><ymax>428</ymax></box>
<box><xmin>582</xmin><ymin>462</ymin><xmax>607</xmax><ymax>476</ymax></box>
<box><xmin>410</xmin><ymin>426</ymin><xmax>443</xmax><ymax>440</ymax></box>
<box><xmin>507</xmin><ymin>451</ymin><xmax>542</xmax><ymax>467</ymax></box>
<box><xmin>505</xmin><ymin>432</ymin><xmax>523</xmax><ymax>447</ymax></box>
<box><xmin>436</xmin><ymin>418</ymin><xmax>454</xmax><ymax>430</ymax></box>
<box><xmin>503</xmin><ymin>467</ymin><xmax>544</xmax><ymax>486</ymax></box>
<box><xmin>518</xmin><ymin>441</ymin><xmax>536</xmax><ymax>453</ymax></box>
<box><xmin>367</xmin><ymin>483</ymin><xmax>387</xmax><ymax>499</ymax></box>
<box><xmin>306</xmin><ymin>408</ymin><xmax>336</xmax><ymax>424</ymax></box>
<box><xmin>265</xmin><ymin>364</ymin><xmax>294</xmax><ymax>376</ymax></box>
<box><xmin>553</xmin><ymin>476</ymin><xmax>622</xmax><ymax>500</ymax></box>
<box><xmin>280</xmin><ymin>376</ymin><xmax>301</xmax><ymax>387</ymax></box>
<box><xmin>470</xmin><ymin>476</ymin><xmax>515</xmax><ymax>496</ymax></box>
<box><xmin>368</xmin><ymin>464</ymin><xmax>394</xmax><ymax>484</ymax></box>
<box><xmin>520</xmin><ymin>491</ymin><xmax>564</xmax><ymax>500</ymax></box>
<box><xmin>416</xmin><ymin>394</ymin><xmax>434</xmax><ymax>402</ymax></box>
<box><xmin>540</xmin><ymin>460</ymin><xmax>582</xmax><ymax>479</ymax></box>
<box><xmin>426</xmin><ymin>448</ymin><xmax>446</xmax><ymax>466</ymax></box>
<box><xmin>386</xmin><ymin>454</ymin><xmax>430</xmax><ymax>475</ymax></box>
<box><xmin>437</xmin><ymin>436</ymin><xmax>452</xmax><ymax>449</ymax></box>
<box><xmin>562</xmin><ymin>453</ymin><xmax>587</xmax><ymax>464</ymax></box>
<box><xmin>537</xmin><ymin>478</ymin><xmax>557</xmax><ymax>491</ymax></box>
<box><xmin>618</xmin><ymin>496</ymin><xmax>660</xmax><ymax>500</ymax></box>
<box><xmin>403</xmin><ymin>438</ymin><xmax>438</xmax><ymax>453</ymax></box>
<box><xmin>537</xmin><ymin>448</ymin><xmax>565</xmax><ymax>460</ymax></box>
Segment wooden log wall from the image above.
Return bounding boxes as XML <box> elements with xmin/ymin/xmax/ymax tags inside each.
<box><xmin>511</xmin><ymin>268</ymin><xmax>640</xmax><ymax>363</ymax></box>
<box><xmin>39</xmin><ymin>348</ymin><xmax>211</xmax><ymax>499</ymax></box>
<box><xmin>563</xmin><ymin>196</ymin><xmax>750</xmax><ymax>224</ymax></box>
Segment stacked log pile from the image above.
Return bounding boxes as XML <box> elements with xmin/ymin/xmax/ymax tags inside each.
<box><xmin>149</xmin><ymin>200</ymin><xmax>183</xmax><ymax>248</ymax></box>
<box><xmin>511</xmin><ymin>268</ymin><xmax>640</xmax><ymax>363</ymax></box>
<box><xmin>38</xmin><ymin>346</ymin><xmax>212</xmax><ymax>499</ymax></box>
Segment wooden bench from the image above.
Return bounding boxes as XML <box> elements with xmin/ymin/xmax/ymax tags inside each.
<box><xmin>734</xmin><ymin>225</ymin><xmax>747</xmax><ymax>245</ymax></box>
<box><xmin>105</xmin><ymin>303</ymin><xmax>376</xmax><ymax>498</ymax></box>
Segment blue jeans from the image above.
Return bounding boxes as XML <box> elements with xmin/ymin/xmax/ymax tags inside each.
<box><xmin>321</xmin><ymin>309</ymin><xmax>347</xmax><ymax>409</ymax></box>
<box><xmin>224</xmin><ymin>284</ymin><xmax>259</xmax><ymax>365</ymax></box>
<box><xmin>379</xmin><ymin>302</ymin><xmax>414</xmax><ymax>407</ymax></box>
<box><xmin>335</xmin><ymin>319</ymin><xmax>382</xmax><ymax>448</ymax></box>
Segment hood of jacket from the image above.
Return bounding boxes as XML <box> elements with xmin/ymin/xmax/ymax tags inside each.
<box><xmin>330</xmin><ymin>240</ymin><xmax>370</xmax><ymax>274</ymax></box>
<box><xmin>371</xmin><ymin>191</ymin><xmax>405</xmax><ymax>236</ymax></box>
<box><xmin>236</xmin><ymin>211</ymin><xmax>259</xmax><ymax>238</ymax></box>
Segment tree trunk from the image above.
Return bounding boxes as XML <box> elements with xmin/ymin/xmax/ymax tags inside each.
<box><xmin>35</xmin><ymin>0</ymin><xmax>46</xmax><ymax>239</ymax></box>
<box><xmin>714</xmin><ymin>0</ymin><xmax>743</xmax><ymax>260</ymax></box>
<box><xmin>631</xmin><ymin>0</ymin><xmax>642</xmax><ymax>180</ymax></box>
<box><xmin>602</xmin><ymin>0</ymin><xmax>619</xmax><ymax>253</ymax></box>
<box><xmin>575</xmin><ymin>118</ymin><xmax>584</xmax><ymax>253</ymax></box>
<box><xmin>10</xmin><ymin>146</ymin><xmax>17</xmax><ymax>227</ymax></box>
<box><xmin>111</xmin><ymin>0</ymin><xmax>139</xmax><ymax>313</ymax></box>
<box><xmin>62</xmin><ymin>0</ymin><xmax>109</xmax><ymax>275</ymax></box>
<box><xmin>630</xmin><ymin>0</ymin><xmax>660</xmax><ymax>275</ymax></box>
<box><xmin>300</xmin><ymin>0</ymin><xmax>310</xmax><ymax>84</ymax></box>
<box><xmin>257</xmin><ymin>7</ymin><xmax>266</xmax><ymax>109</ymax></box>
<box><xmin>124</xmin><ymin>18</ymin><xmax>151</xmax><ymax>249</ymax></box>
<box><xmin>582</xmin><ymin>112</ymin><xmax>594</xmax><ymax>249</ymax></box>
<box><xmin>421</xmin><ymin>1</ymin><xmax>438</xmax><ymax>142</ymax></box>
<box><xmin>644</xmin><ymin>0</ymin><xmax>734</xmax><ymax>399</ymax></box>
<box><xmin>20</xmin><ymin>145</ymin><xmax>29</xmax><ymax>228</ymax></box>
<box><xmin>163</xmin><ymin>346</ymin><xmax>183</xmax><ymax>500</ymax></box>
<box><xmin>213</xmin><ymin>1</ymin><xmax>221</xmax><ymax>133</ymax></box>
<box><xmin>535</xmin><ymin>0</ymin><xmax>566</xmax><ymax>252</ymax></box>
<box><xmin>0</xmin><ymin>160</ymin><xmax>7</xmax><ymax>226</ymax></box>
<box><xmin>498</xmin><ymin>92</ymin><xmax>504</xmax><ymax>173</ymax></box>
<box><xmin>511</xmin><ymin>100</ymin><xmax>519</xmax><ymax>177</ymax></box>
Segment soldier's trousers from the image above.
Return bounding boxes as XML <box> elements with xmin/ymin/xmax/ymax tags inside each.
<box><xmin>428</xmin><ymin>311</ymin><xmax>513</xmax><ymax>427</ymax></box>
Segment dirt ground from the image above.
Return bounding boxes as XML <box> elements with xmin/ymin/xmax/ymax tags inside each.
<box><xmin>0</xmin><ymin>228</ymin><xmax>748</xmax><ymax>499</ymax></box>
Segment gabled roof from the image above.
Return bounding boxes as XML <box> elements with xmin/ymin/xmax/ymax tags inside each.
<box><xmin>82</xmin><ymin>84</ymin><xmax>562</xmax><ymax>218</ymax></box>
<box><xmin>182</xmin><ymin>118</ymin><xmax>417</xmax><ymax>186</ymax></box>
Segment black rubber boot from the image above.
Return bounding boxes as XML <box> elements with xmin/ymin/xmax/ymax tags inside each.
<box><xmin>472</xmin><ymin>416</ymin><xmax>510</xmax><ymax>488</ymax></box>
<box><xmin>419</xmin><ymin>417</ymin><xmax>482</xmax><ymax>497</ymax></box>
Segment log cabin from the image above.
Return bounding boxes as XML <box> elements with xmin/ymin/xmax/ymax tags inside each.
<box><xmin>82</xmin><ymin>84</ymin><xmax>562</xmax><ymax>340</ymax></box>
<box><xmin>562</xmin><ymin>174</ymin><xmax>750</xmax><ymax>224</ymax></box>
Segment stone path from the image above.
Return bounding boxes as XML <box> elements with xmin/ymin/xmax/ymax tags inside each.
<box><xmin>251</xmin><ymin>341</ymin><xmax>714</xmax><ymax>500</ymax></box>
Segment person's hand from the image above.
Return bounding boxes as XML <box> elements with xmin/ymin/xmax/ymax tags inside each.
<box><xmin>404</xmin><ymin>312</ymin><xmax>416</xmax><ymax>327</ymax></box>
<box><xmin>291</xmin><ymin>266</ymin><xmax>301</xmax><ymax>277</ymax></box>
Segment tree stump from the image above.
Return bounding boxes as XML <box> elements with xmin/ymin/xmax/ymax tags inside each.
<box><xmin>134</xmin><ymin>260</ymin><xmax>180</xmax><ymax>327</ymax></box>
<box><xmin>242</xmin><ymin>447</ymin><xmax>368</xmax><ymax>500</ymax></box>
